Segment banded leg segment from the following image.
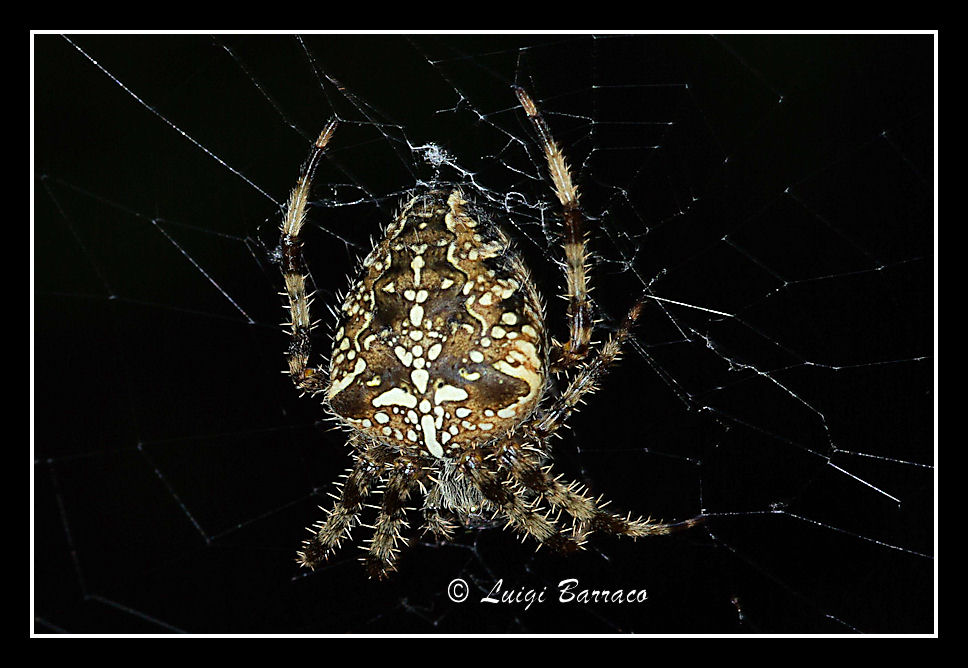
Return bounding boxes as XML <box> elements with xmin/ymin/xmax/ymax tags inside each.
<box><xmin>535</xmin><ymin>294</ymin><xmax>648</xmax><ymax>438</ymax></box>
<box><xmin>460</xmin><ymin>450</ymin><xmax>577</xmax><ymax>554</ymax></box>
<box><xmin>281</xmin><ymin>120</ymin><xmax>338</xmax><ymax>393</ymax></box>
<box><xmin>496</xmin><ymin>441</ymin><xmax>702</xmax><ymax>541</ymax></box>
<box><xmin>364</xmin><ymin>461</ymin><xmax>428</xmax><ymax>578</ymax></box>
<box><xmin>515</xmin><ymin>86</ymin><xmax>593</xmax><ymax>372</ymax></box>
<box><xmin>298</xmin><ymin>439</ymin><xmax>382</xmax><ymax>570</ymax></box>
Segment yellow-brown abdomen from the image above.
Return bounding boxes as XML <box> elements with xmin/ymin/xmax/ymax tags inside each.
<box><xmin>327</xmin><ymin>189</ymin><xmax>547</xmax><ymax>458</ymax></box>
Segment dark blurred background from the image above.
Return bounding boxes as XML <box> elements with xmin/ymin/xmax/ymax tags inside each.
<box><xmin>33</xmin><ymin>33</ymin><xmax>934</xmax><ymax>634</ymax></box>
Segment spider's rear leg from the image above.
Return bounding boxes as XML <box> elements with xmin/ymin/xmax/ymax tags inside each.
<box><xmin>515</xmin><ymin>86</ymin><xmax>594</xmax><ymax>373</ymax></box>
<box><xmin>280</xmin><ymin>120</ymin><xmax>338</xmax><ymax>393</ymax></box>
<box><xmin>298</xmin><ymin>439</ymin><xmax>385</xmax><ymax>570</ymax></box>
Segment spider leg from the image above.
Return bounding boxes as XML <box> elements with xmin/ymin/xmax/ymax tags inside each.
<box><xmin>297</xmin><ymin>438</ymin><xmax>386</xmax><ymax>570</ymax></box>
<box><xmin>496</xmin><ymin>441</ymin><xmax>702</xmax><ymax>543</ymax></box>
<box><xmin>459</xmin><ymin>450</ymin><xmax>577</xmax><ymax>553</ymax></box>
<box><xmin>281</xmin><ymin>120</ymin><xmax>339</xmax><ymax>394</ymax></box>
<box><xmin>419</xmin><ymin>508</ymin><xmax>457</xmax><ymax>543</ymax></box>
<box><xmin>515</xmin><ymin>86</ymin><xmax>593</xmax><ymax>373</ymax></box>
<box><xmin>534</xmin><ymin>293</ymin><xmax>648</xmax><ymax>439</ymax></box>
<box><xmin>363</xmin><ymin>458</ymin><xmax>429</xmax><ymax>579</ymax></box>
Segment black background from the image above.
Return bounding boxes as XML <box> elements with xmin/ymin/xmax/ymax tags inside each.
<box><xmin>34</xmin><ymin>33</ymin><xmax>934</xmax><ymax>634</ymax></box>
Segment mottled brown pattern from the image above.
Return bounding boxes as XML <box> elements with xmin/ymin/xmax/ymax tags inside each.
<box><xmin>282</xmin><ymin>89</ymin><xmax>701</xmax><ymax>579</ymax></box>
<box><xmin>327</xmin><ymin>189</ymin><xmax>546</xmax><ymax>457</ymax></box>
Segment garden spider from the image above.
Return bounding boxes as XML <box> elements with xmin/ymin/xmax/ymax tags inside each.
<box><xmin>282</xmin><ymin>86</ymin><xmax>702</xmax><ymax>578</ymax></box>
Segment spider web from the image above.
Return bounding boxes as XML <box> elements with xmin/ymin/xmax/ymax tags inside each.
<box><xmin>33</xmin><ymin>33</ymin><xmax>936</xmax><ymax>634</ymax></box>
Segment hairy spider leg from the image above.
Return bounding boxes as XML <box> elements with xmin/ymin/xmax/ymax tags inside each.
<box><xmin>458</xmin><ymin>449</ymin><xmax>579</xmax><ymax>553</ymax></box>
<box><xmin>281</xmin><ymin>120</ymin><xmax>339</xmax><ymax>395</ymax></box>
<box><xmin>514</xmin><ymin>86</ymin><xmax>594</xmax><ymax>373</ymax></box>
<box><xmin>362</xmin><ymin>458</ymin><xmax>429</xmax><ymax>578</ymax></box>
<box><xmin>496</xmin><ymin>440</ymin><xmax>703</xmax><ymax>544</ymax></box>
<box><xmin>297</xmin><ymin>437</ymin><xmax>387</xmax><ymax>569</ymax></box>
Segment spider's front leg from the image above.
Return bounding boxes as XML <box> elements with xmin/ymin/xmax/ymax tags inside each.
<box><xmin>515</xmin><ymin>86</ymin><xmax>594</xmax><ymax>373</ymax></box>
<box><xmin>503</xmin><ymin>296</ymin><xmax>705</xmax><ymax>541</ymax></box>
<box><xmin>281</xmin><ymin>120</ymin><xmax>338</xmax><ymax>394</ymax></box>
<box><xmin>298</xmin><ymin>438</ymin><xmax>387</xmax><ymax>570</ymax></box>
<box><xmin>458</xmin><ymin>449</ymin><xmax>578</xmax><ymax>554</ymax></box>
<box><xmin>494</xmin><ymin>440</ymin><xmax>702</xmax><ymax>543</ymax></box>
<box><xmin>363</xmin><ymin>456</ymin><xmax>431</xmax><ymax>579</ymax></box>
<box><xmin>535</xmin><ymin>294</ymin><xmax>649</xmax><ymax>438</ymax></box>
<box><xmin>420</xmin><ymin>508</ymin><xmax>457</xmax><ymax>543</ymax></box>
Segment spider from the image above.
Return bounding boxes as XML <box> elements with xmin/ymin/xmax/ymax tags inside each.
<box><xmin>281</xmin><ymin>86</ymin><xmax>701</xmax><ymax>578</ymax></box>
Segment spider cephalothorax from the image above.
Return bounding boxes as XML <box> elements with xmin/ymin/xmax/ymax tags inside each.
<box><xmin>281</xmin><ymin>88</ymin><xmax>701</xmax><ymax>578</ymax></box>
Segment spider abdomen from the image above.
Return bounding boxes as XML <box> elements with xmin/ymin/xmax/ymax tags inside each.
<box><xmin>327</xmin><ymin>189</ymin><xmax>547</xmax><ymax>458</ymax></box>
